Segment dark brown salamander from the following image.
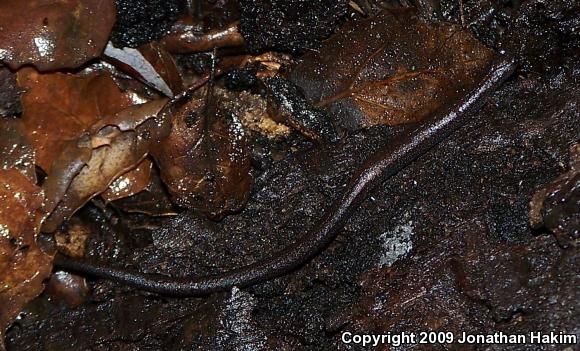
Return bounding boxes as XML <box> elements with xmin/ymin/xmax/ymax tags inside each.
<box><xmin>55</xmin><ymin>57</ymin><xmax>516</xmax><ymax>297</ymax></box>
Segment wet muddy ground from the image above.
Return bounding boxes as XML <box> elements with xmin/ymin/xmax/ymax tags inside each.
<box><xmin>6</xmin><ymin>57</ymin><xmax>579</xmax><ymax>351</ymax></box>
<box><xmin>2</xmin><ymin>1</ymin><xmax>579</xmax><ymax>350</ymax></box>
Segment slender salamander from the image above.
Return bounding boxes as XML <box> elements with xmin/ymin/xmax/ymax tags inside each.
<box><xmin>55</xmin><ymin>57</ymin><xmax>517</xmax><ymax>297</ymax></box>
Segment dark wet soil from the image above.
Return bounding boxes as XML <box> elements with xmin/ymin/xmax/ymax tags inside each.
<box><xmin>5</xmin><ymin>57</ymin><xmax>579</xmax><ymax>351</ymax></box>
<box><xmin>4</xmin><ymin>1</ymin><xmax>580</xmax><ymax>350</ymax></box>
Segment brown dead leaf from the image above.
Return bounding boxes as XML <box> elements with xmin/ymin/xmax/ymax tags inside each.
<box><xmin>41</xmin><ymin>79</ymin><xmax>206</xmax><ymax>232</ymax></box>
<box><xmin>42</xmin><ymin>98</ymin><xmax>170</xmax><ymax>232</ymax></box>
<box><xmin>160</xmin><ymin>20</ymin><xmax>244</xmax><ymax>54</ymax></box>
<box><xmin>151</xmin><ymin>90</ymin><xmax>252</xmax><ymax>220</ymax></box>
<box><xmin>112</xmin><ymin>167</ymin><xmax>178</xmax><ymax>217</ymax></box>
<box><xmin>104</xmin><ymin>42</ymin><xmax>183</xmax><ymax>97</ymax></box>
<box><xmin>0</xmin><ymin>169</ymin><xmax>52</xmax><ymax>346</ymax></box>
<box><xmin>41</xmin><ymin>139</ymin><xmax>93</xmax><ymax>217</ymax></box>
<box><xmin>138</xmin><ymin>43</ymin><xmax>184</xmax><ymax>95</ymax></box>
<box><xmin>89</xmin><ymin>97</ymin><xmax>169</xmax><ymax>136</ymax></box>
<box><xmin>102</xmin><ymin>158</ymin><xmax>153</xmax><ymax>202</ymax></box>
<box><xmin>17</xmin><ymin>67</ymin><xmax>134</xmax><ymax>171</ymax></box>
<box><xmin>0</xmin><ymin>0</ymin><xmax>116</xmax><ymax>71</ymax></box>
<box><xmin>290</xmin><ymin>9</ymin><xmax>496</xmax><ymax>131</ymax></box>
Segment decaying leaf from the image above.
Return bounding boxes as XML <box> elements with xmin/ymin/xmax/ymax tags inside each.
<box><xmin>17</xmin><ymin>67</ymin><xmax>133</xmax><ymax>171</ymax></box>
<box><xmin>88</xmin><ymin>97</ymin><xmax>169</xmax><ymax>137</ymax></box>
<box><xmin>160</xmin><ymin>20</ymin><xmax>245</xmax><ymax>54</ymax></box>
<box><xmin>41</xmin><ymin>81</ymin><xmax>206</xmax><ymax>232</ymax></box>
<box><xmin>104</xmin><ymin>42</ymin><xmax>183</xmax><ymax>97</ymax></box>
<box><xmin>102</xmin><ymin>158</ymin><xmax>153</xmax><ymax>202</ymax></box>
<box><xmin>0</xmin><ymin>119</ymin><xmax>36</xmax><ymax>182</ymax></box>
<box><xmin>42</xmin><ymin>98</ymin><xmax>170</xmax><ymax>232</ymax></box>
<box><xmin>151</xmin><ymin>89</ymin><xmax>252</xmax><ymax>219</ymax></box>
<box><xmin>0</xmin><ymin>170</ymin><xmax>52</xmax><ymax>346</ymax></box>
<box><xmin>138</xmin><ymin>43</ymin><xmax>184</xmax><ymax>95</ymax></box>
<box><xmin>112</xmin><ymin>167</ymin><xmax>178</xmax><ymax>217</ymax></box>
<box><xmin>221</xmin><ymin>89</ymin><xmax>291</xmax><ymax>139</ymax></box>
<box><xmin>0</xmin><ymin>0</ymin><xmax>116</xmax><ymax>71</ymax></box>
<box><xmin>41</xmin><ymin>140</ymin><xmax>93</xmax><ymax>218</ymax></box>
<box><xmin>290</xmin><ymin>8</ymin><xmax>496</xmax><ymax>131</ymax></box>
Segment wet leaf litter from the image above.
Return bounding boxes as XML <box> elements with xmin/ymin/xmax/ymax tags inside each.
<box><xmin>0</xmin><ymin>0</ymin><xmax>578</xmax><ymax>350</ymax></box>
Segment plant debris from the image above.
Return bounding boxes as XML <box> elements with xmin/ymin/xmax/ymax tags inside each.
<box><xmin>0</xmin><ymin>0</ymin><xmax>116</xmax><ymax>71</ymax></box>
<box><xmin>0</xmin><ymin>1</ymin><xmax>578</xmax><ymax>350</ymax></box>
<box><xmin>101</xmin><ymin>158</ymin><xmax>153</xmax><ymax>202</ymax></box>
<box><xmin>17</xmin><ymin>67</ymin><xmax>133</xmax><ymax>171</ymax></box>
<box><xmin>0</xmin><ymin>170</ymin><xmax>51</xmax><ymax>347</ymax></box>
<box><xmin>290</xmin><ymin>8</ymin><xmax>496</xmax><ymax>131</ymax></box>
<box><xmin>42</xmin><ymin>98</ymin><xmax>170</xmax><ymax>233</ymax></box>
<box><xmin>151</xmin><ymin>88</ymin><xmax>252</xmax><ymax>220</ymax></box>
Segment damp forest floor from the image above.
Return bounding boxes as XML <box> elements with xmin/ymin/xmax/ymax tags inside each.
<box><xmin>6</xmin><ymin>55</ymin><xmax>580</xmax><ymax>351</ymax></box>
<box><xmin>3</xmin><ymin>1</ymin><xmax>580</xmax><ymax>350</ymax></box>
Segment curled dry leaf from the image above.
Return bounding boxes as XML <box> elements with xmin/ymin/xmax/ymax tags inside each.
<box><xmin>0</xmin><ymin>170</ymin><xmax>52</xmax><ymax>346</ymax></box>
<box><xmin>112</xmin><ymin>167</ymin><xmax>178</xmax><ymax>217</ymax></box>
<box><xmin>42</xmin><ymin>99</ymin><xmax>170</xmax><ymax>232</ymax></box>
<box><xmin>290</xmin><ymin>8</ymin><xmax>496</xmax><ymax>131</ymax></box>
<box><xmin>42</xmin><ymin>140</ymin><xmax>93</xmax><ymax>217</ymax></box>
<box><xmin>88</xmin><ymin>98</ymin><xmax>169</xmax><ymax>137</ymax></box>
<box><xmin>17</xmin><ymin>67</ymin><xmax>133</xmax><ymax>171</ymax></box>
<box><xmin>138</xmin><ymin>43</ymin><xmax>184</xmax><ymax>95</ymax></box>
<box><xmin>102</xmin><ymin>158</ymin><xmax>153</xmax><ymax>202</ymax></box>
<box><xmin>151</xmin><ymin>91</ymin><xmax>252</xmax><ymax>220</ymax></box>
<box><xmin>0</xmin><ymin>0</ymin><xmax>116</xmax><ymax>71</ymax></box>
